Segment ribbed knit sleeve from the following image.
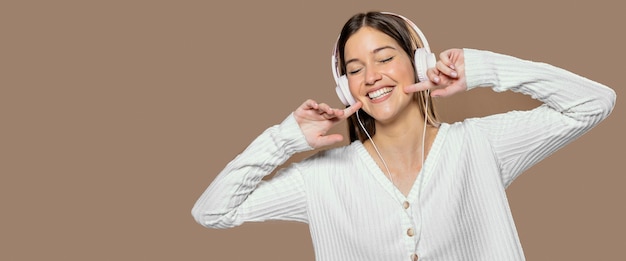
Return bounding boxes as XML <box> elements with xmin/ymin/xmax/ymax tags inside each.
<box><xmin>192</xmin><ymin>113</ymin><xmax>313</xmax><ymax>228</ymax></box>
<box><xmin>463</xmin><ymin>49</ymin><xmax>616</xmax><ymax>186</ymax></box>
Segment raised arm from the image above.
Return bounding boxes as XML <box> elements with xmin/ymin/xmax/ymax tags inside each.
<box><xmin>406</xmin><ymin>48</ymin><xmax>616</xmax><ymax>186</ymax></box>
<box><xmin>191</xmin><ymin>99</ymin><xmax>361</xmax><ymax>228</ymax></box>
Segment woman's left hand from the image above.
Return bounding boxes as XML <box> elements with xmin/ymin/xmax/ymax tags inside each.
<box><xmin>404</xmin><ymin>48</ymin><xmax>467</xmax><ymax>97</ymax></box>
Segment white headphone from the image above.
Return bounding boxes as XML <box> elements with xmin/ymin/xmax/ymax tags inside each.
<box><xmin>331</xmin><ymin>12</ymin><xmax>436</xmax><ymax>106</ymax></box>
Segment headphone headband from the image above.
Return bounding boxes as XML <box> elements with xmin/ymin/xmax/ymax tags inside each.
<box><xmin>380</xmin><ymin>12</ymin><xmax>432</xmax><ymax>53</ymax></box>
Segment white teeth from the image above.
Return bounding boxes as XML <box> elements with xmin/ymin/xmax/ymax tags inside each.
<box><xmin>368</xmin><ymin>87</ymin><xmax>393</xmax><ymax>100</ymax></box>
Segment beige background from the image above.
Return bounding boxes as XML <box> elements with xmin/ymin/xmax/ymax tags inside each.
<box><xmin>2</xmin><ymin>0</ymin><xmax>624</xmax><ymax>260</ymax></box>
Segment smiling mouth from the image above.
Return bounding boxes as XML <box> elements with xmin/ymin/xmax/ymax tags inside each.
<box><xmin>368</xmin><ymin>87</ymin><xmax>393</xmax><ymax>100</ymax></box>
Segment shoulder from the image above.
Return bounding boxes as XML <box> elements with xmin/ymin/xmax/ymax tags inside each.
<box><xmin>437</xmin><ymin>119</ymin><xmax>491</xmax><ymax>146</ymax></box>
<box><xmin>441</xmin><ymin>119</ymin><xmax>473</xmax><ymax>136</ymax></box>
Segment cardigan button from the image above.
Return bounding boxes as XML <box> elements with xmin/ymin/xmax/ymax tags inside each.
<box><xmin>411</xmin><ymin>253</ymin><xmax>419</xmax><ymax>260</ymax></box>
<box><xmin>407</xmin><ymin>228</ymin><xmax>415</xmax><ymax>237</ymax></box>
<box><xmin>403</xmin><ymin>201</ymin><xmax>410</xmax><ymax>209</ymax></box>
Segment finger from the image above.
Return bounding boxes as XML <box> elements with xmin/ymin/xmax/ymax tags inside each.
<box><xmin>324</xmin><ymin>101</ymin><xmax>361</xmax><ymax>120</ymax></box>
<box><xmin>404</xmin><ymin>81</ymin><xmax>434</xmax><ymax>94</ymax></box>
<box><xmin>430</xmin><ymin>82</ymin><xmax>462</xmax><ymax>98</ymax></box>
<box><xmin>321</xmin><ymin>113</ymin><xmax>338</xmax><ymax>120</ymax></box>
<box><xmin>438</xmin><ymin>50</ymin><xmax>456</xmax><ymax>70</ymax></box>
<box><xmin>317</xmin><ymin>103</ymin><xmax>335</xmax><ymax>116</ymax></box>
<box><xmin>436</xmin><ymin>60</ymin><xmax>457</xmax><ymax>79</ymax></box>
<box><xmin>427</xmin><ymin>67</ymin><xmax>441</xmax><ymax>84</ymax></box>
<box><xmin>340</xmin><ymin>101</ymin><xmax>363</xmax><ymax>118</ymax></box>
<box><xmin>437</xmin><ymin>51</ymin><xmax>458</xmax><ymax>78</ymax></box>
<box><xmin>301</xmin><ymin>99</ymin><xmax>319</xmax><ymax>110</ymax></box>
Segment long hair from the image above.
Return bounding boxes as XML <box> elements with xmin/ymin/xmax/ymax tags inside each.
<box><xmin>336</xmin><ymin>12</ymin><xmax>440</xmax><ymax>142</ymax></box>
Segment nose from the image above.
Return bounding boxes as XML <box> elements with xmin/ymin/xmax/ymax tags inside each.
<box><xmin>364</xmin><ymin>68</ymin><xmax>382</xmax><ymax>86</ymax></box>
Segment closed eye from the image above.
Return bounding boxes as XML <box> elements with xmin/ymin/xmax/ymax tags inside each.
<box><xmin>348</xmin><ymin>68</ymin><xmax>362</xmax><ymax>75</ymax></box>
<box><xmin>380</xmin><ymin>56</ymin><xmax>394</xmax><ymax>63</ymax></box>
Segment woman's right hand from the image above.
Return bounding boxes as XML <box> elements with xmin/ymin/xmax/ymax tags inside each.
<box><xmin>293</xmin><ymin>99</ymin><xmax>362</xmax><ymax>149</ymax></box>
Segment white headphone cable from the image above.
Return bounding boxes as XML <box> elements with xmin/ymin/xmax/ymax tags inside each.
<box><xmin>415</xmin><ymin>89</ymin><xmax>430</xmax><ymax>256</ymax></box>
<box><xmin>356</xmin><ymin>111</ymin><xmax>395</xmax><ymax>187</ymax></box>
<box><xmin>422</xmin><ymin>90</ymin><xmax>429</xmax><ymax>165</ymax></box>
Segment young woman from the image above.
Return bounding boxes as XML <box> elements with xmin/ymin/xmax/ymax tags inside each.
<box><xmin>192</xmin><ymin>11</ymin><xmax>616</xmax><ymax>260</ymax></box>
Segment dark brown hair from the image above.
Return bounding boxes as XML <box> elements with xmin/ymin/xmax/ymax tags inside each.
<box><xmin>336</xmin><ymin>11</ymin><xmax>440</xmax><ymax>142</ymax></box>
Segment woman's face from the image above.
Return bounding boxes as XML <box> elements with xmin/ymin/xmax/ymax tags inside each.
<box><xmin>344</xmin><ymin>26</ymin><xmax>416</xmax><ymax>123</ymax></box>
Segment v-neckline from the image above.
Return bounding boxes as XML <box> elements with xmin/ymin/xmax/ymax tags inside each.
<box><xmin>355</xmin><ymin>123</ymin><xmax>449</xmax><ymax>203</ymax></box>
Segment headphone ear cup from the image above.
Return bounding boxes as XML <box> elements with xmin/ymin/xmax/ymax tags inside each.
<box><xmin>335</xmin><ymin>75</ymin><xmax>355</xmax><ymax>106</ymax></box>
<box><xmin>414</xmin><ymin>48</ymin><xmax>436</xmax><ymax>83</ymax></box>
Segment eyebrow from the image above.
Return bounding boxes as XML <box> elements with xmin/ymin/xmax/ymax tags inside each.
<box><xmin>345</xmin><ymin>45</ymin><xmax>396</xmax><ymax>65</ymax></box>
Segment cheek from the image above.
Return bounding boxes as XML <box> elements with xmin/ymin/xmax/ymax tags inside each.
<box><xmin>396</xmin><ymin>62</ymin><xmax>417</xmax><ymax>83</ymax></box>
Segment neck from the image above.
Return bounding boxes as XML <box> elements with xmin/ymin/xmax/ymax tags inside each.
<box><xmin>362</xmin><ymin>117</ymin><xmax>427</xmax><ymax>181</ymax></box>
<box><xmin>371</xmin><ymin>103</ymin><xmax>427</xmax><ymax>158</ymax></box>
<box><xmin>360</xmin><ymin>102</ymin><xmax>438</xmax><ymax>196</ymax></box>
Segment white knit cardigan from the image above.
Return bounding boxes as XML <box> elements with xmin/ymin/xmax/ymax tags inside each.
<box><xmin>192</xmin><ymin>49</ymin><xmax>616</xmax><ymax>261</ymax></box>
